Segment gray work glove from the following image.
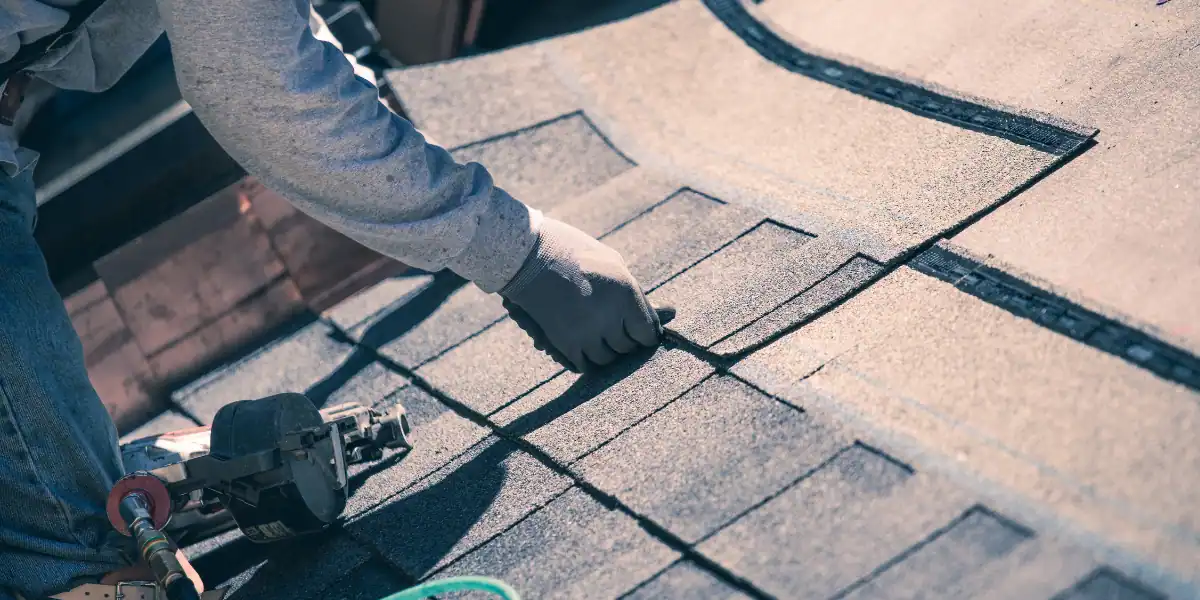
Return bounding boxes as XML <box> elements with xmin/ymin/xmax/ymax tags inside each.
<box><xmin>500</xmin><ymin>217</ymin><xmax>662</xmax><ymax>373</ymax></box>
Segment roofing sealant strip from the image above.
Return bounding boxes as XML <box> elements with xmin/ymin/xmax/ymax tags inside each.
<box><xmin>910</xmin><ymin>246</ymin><xmax>1200</xmax><ymax>393</ymax></box>
<box><xmin>703</xmin><ymin>0</ymin><xmax>1095</xmax><ymax>156</ymax></box>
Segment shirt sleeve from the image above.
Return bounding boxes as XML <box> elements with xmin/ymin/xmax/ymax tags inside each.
<box><xmin>153</xmin><ymin>0</ymin><xmax>541</xmax><ymax>292</ymax></box>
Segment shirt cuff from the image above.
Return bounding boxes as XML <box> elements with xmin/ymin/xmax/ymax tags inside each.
<box><xmin>447</xmin><ymin>186</ymin><xmax>543</xmax><ymax>293</ymax></box>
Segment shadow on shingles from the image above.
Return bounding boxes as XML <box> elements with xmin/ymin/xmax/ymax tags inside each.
<box><xmin>500</xmin><ymin>345</ymin><xmax>659</xmax><ymax>437</ymax></box>
<box><xmin>187</xmin><ymin>347</ymin><xmax>658</xmax><ymax>595</ymax></box>
<box><xmin>193</xmin><ymin>526</ymin><xmax>414</xmax><ymax>599</ymax></box>
<box><xmin>304</xmin><ymin>270</ymin><xmax>467</xmax><ymax>408</ymax></box>
<box><xmin>347</xmin><ymin>351</ymin><xmax>656</xmax><ymax>580</ymax></box>
<box><xmin>350</xmin><ymin>439</ymin><xmax>512</xmax><ymax>579</ymax></box>
<box><xmin>190</xmin><ymin>533</ymin><xmax>267</xmax><ymax>591</ymax></box>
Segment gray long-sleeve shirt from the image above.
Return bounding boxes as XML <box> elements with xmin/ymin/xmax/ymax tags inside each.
<box><xmin>0</xmin><ymin>0</ymin><xmax>541</xmax><ymax>293</ymax></box>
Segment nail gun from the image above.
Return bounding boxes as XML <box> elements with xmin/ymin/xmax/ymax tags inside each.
<box><xmin>110</xmin><ymin>393</ymin><xmax>412</xmax><ymax>599</ymax></box>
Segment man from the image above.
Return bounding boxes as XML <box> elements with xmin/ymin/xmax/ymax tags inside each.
<box><xmin>0</xmin><ymin>0</ymin><xmax>663</xmax><ymax>597</ymax></box>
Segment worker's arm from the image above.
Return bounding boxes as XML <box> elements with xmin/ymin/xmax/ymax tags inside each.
<box><xmin>153</xmin><ymin>0</ymin><xmax>535</xmax><ymax>292</ymax></box>
<box><xmin>153</xmin><ymin>0</ymin><xmax>664</xmax><ymax>371</ymax></box>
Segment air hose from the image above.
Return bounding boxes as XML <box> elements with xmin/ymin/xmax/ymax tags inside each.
<box><xmin>378</xmin><ymin>576</ymin><xmax>521</xmax><ymax>600</ymax></box>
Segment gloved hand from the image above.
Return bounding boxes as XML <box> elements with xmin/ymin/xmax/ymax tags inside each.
<box><xmin>500</xmin><ymin>217</ymin><xmax>662</xmax><ymax>373</ymax></box>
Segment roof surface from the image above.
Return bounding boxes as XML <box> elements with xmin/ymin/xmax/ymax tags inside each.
<box><xmin>132</xmin><ymin>0</ymin><xmax>1200</xmax><ymax>597</ymax></box>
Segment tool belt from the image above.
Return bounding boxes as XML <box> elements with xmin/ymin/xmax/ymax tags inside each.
<box><xmin>0</xmin><ymin>0</ymin><xmax>107</xmax><ymax>126</ymax></box>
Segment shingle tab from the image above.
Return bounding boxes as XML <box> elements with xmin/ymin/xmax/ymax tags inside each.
<box><xmin>711</xmin><ymin>256</ymin><xmax>883</xmax><ymax>355</ymax></box>
<box><xmin>936</xmin><ymin>538</ymin><xmax>1100</xmax><ymax>600</ymax></box>
<box><xmin>492</xmin><ymin>345</ymin><xmax>714</xmax><ymax>465</ymax></box>
<box><xmin>416</xmin><ymin>319</ymin><xmax>564</xmax><ymax>415</ymax></box>
<box><xmin>544</xmin><ymin>1</ymin><xmax>1063</xmax><ymax>261</ymax></box>
<box><xmin>546</xmin><ymin>168</ymin><xmax>686</xmax><ymax>239</ymax></box>
<box><xmin>338</xmin><ymin>271</ymin><xmax>508</xmax><ymax>369</ymax></box>
<box><xmin>452</xmin><ymin>114</ymin><xmax>634</xmax><ymax>213</ymax></box>
<box><xmin>217</xmin><ymin>532</ymin><xmax>373</xmax><ymax>600</ymax></box>
<box><xmin>345</xmin><ymin>385</ymin><xmax>490</xmax><ymax>517</ymax></box>
<box><xmin>173</xmin><ymin>321</ymin><xmax>408</xmax><ymax>423</ymax></box>
<box><xmin>347</xmin><ymin>437</ymin><xmax>572</xmax><ymax>579</ymax></box>
<box><xmin>649</xmin><ymin>224</ymin><xmax>857</xmax><ymax>349</ymax></box>
<box><xmin>311</xmin><ymin>558</ymin><xmax>414</xmax><ymax>600</ymax></box>
<box><xmin>625</xmin><ymin>562</ymin><xmax>753</xmax><ymax>600</ymax></box>
<box><xmin>322</xmin><ymin>274</ymin><xmax>434</xmax><ymax>333</ymax></box>
<box><xmin>384</xmin><ymin>43</ymin><xmax>579</xmax><ymax>150</ymax></box>
<box><xmin>698</xmin><ymin>445</ymin><xmax>975</xmax><ymax>598</ymax></box>
<box><xmin>1052</xmin><ymin>569</ymin><xmax>1168</xmax><ymax>600</ymax></box>
<box><xmin>438</xmin><ymin>487</ymin><xmax>679</xmax><ymax>598</ymax></box>
<box><xmin>600</xmin><ymin>190</ymin><xmax>763</xmax><ymax>288</ymax></box>
<box><xmin>574</xmin><ymin>375</ymin><xmax>849</xmax><ymax>543</ymax></box>
<box><xmin>839</xmin><ymin>508</ymin><xmax>1033</xmax><ymax>600</ymax></box>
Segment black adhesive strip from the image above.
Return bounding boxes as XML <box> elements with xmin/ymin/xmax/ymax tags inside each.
<box><xmin>703</xmin><ymin>0</ymin><xmax>1093</xmax><ymax>156</ymax></box>
<box><xmin>910</xmin><ymin>246</ymin><xmax>1200</xmax><ymax>392</ymax></box>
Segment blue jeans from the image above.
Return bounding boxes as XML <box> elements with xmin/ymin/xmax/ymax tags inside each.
<box><xmin>0</xmin><ymin>170</ymin><xmax>137</xmax><ymax>598</ymax></box>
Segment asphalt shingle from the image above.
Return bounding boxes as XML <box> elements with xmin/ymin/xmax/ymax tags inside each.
<box><xmin>755</xmin><ymin>0</ymin><xmax>1199</xmax><ymax>354</ymax></box>
<box><xmin>649</xmin><ymin>224</ymin><xmax>858</xmax><ymax>351</ymax></box>
<box><xmin>710</xmin><ymin>256</ymin><xmax>883</xmax><ymax>355</ymax></box>
<box><xmin>600</xmin><ymin>190</ymin><xmax>763</xmax><ymax>289</ymax></box>
<box><xmin>624</xmin><ymin>562</ymin><xmax>753</xmax><ymax>600</ymax></box>
<box><xmin>172</xmin><ymin>320</ymin><xmax>409</xmax><ymax>423</ymax></box>
<box><xmin>189</xmin><ymin>529</ymin><xmax>373</xmax><ymax>600</ymax></box>
<box><xmin>697</xmin><ymin>444</ymin><xmax>976</xmax><ymax>598</ymax></box>
<box><xmin>545</xmin><ymin>167</ymin><xmax>685</xmax><ymax>239</ymax></box>
<box><xmin>733</xmin><ymin>267</ymin><xmax>1200</xmax><ymax>583</ymax></box>
<box><xmin>336</xmin><ymin>270</ymin><xmax>508</xmax><ymax>369</ymax></box>
<box><xmin>543</xmin><ymin>0</ymin><xmax>1063</xmax><ymax>261</ymax></box>
<box><xmin>384</xmin><ymin>43</ymin><xmax>578</xmax><ymax>150</ymax></box>
<box><xmin>573</xmin><ymin>375</ymin><xmax>849</xmax><ymax>543</ymax></box>
<box><xmin>438</xmin><ymin>487</ymin><xmax>679</xmax><ymax>599</ymax></box>
<box><xmin>933</xmin><ymin>538</ymin><xmax>1102</xmax><ymax>600</ymax></box>
<box><xmin>345</xmin><ymin>385</ymin><xmax>490</xmax><ymax>517</ymax></box>
<box><xmin>838</xmin><ymin>508</ymin><xmax>1033</xmax><ymax>600</ymax></box>
<box><xmin>312</xmin><ymin>558</ymin><xmax>414</xmax><ymax>600</ymax></box>
<box><xmin>1051</xmin><ymin>569</ymin><xmax>1168</xmax><ymax>600</ymax></box>
<box><xmin>322</xmin><ymin>273</ymin><xmax>434</xmax><ymax>333</ymax></box>
<box><xmin>416</xmin><ymin>318</ymin><xmax>564</xmax><ymax>416</ymax></box>
<box><xmin>220</xmin><ymin>532</ymin><xmax>374</xmax><ymax>600</ymax></box>
<box><xmin>492</xmin><ymin>344</ymin><xmax>714</xmax><ymax>465</ymax></box>
<box><xmin>451</xmin><ymin>114</ymin><xmax>634</xmax><ymax>213</ymax></box>
<box><xmin>347</xmin><ymin>437</ymin><xmax>572</xmax><ymax>579</ymax></box>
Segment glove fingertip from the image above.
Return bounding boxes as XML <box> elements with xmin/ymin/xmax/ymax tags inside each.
<box><xmin>654</xmin><ymin>305</ymin><xmax>676</xmax><ymax>326</ymax></box>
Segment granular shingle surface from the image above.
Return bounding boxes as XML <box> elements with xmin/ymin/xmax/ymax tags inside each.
<box><xmin>650</xmin><ymin>223</ymin><xmax>856</xmax><ymax>349</ymax></box>
<box><xmin>574</xmin><ymin>375</ymin><xmax>849</xmax><ymax>543</ymax></box>
<box><xmin>344</xmin><ymin>385</ymin><xmax>490</xmax><ymax>517</ymax></box>
<box><xmin>347</xmin><ymin>437</ymin><xmax>572</xmax><ymax>578</ymax></box>
<box><xmin>189</xmin><ymin>530</ymin><xmax>372</xmax><ymax>599</ymax></box>
<box><xmin>451</xmin><ymin>114</ymin><xmax>634</xmax><ymax>213</ymax></box>
<box><xmin>492</xmin><ymin>345</ymin><xmax>713</xmax><ymax>465</ymax></box>
<box><xmin>696</xmin><ymin>445</ymin><xmax>978</xmax><ymax>598</ymax></box>
<box><xmin>172</xmin><ymin>320</ymin><xmax>408</xmax><ymax>423</ymax></box>
<box><xmin>599</xmin><ymin>190</ymin><xmax>763</xmax><ymax>288</ymax></box>
<box><xmin>163</xmin><ymin>0</ymin><xmax>1200</xmax><ymax>596</ymax></box>
<box><xmin>342</xmin><ymin>271</ymin><xmax>508</xmax><ymax>369</ymax></box>
<box><xmin>385</xmin><ymin>43</ymin><xmax>578</xmax><ymax>150</ymax></box>
<box><xmin>710</xmin><ymin>256</ymin><xmax>884</xmax><ymax>355</ymax></box>
<box><xmin>438</xmin><ymin>487</ymin><xmax>679</xmax><ymax>598</ymax></box>
<box><xmin>545</xmin><ymin>168</ymin><xmax>685</xmax><ymax>238</ymax></box>
<box><xmin>1053</xmin><ymin>569</ymin><xmax>1169</xmax><ymax>600</ymax></box>
<box><xmin>838</xmin><ymin>508</ymin><xmax>1034</xmax><ymax>600</ymax></box>
<box><xmin>416</xmin><ymin>318</ymin><xmax>565</xmax><ymax>415</ymax></box>
<box><xmin>625</xmin><ymin>562</ymin><xmax>752</xmax><ymax>600</ymax></box>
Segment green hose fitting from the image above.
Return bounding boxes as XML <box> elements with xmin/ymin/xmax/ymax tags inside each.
<box><xmin>378</xmin><ymin>576</ymin><xmax>521</xmax><ymax>600</ymax></box>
